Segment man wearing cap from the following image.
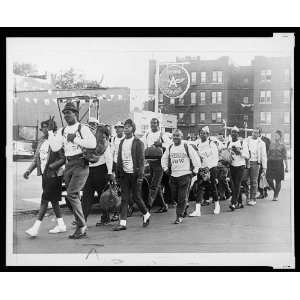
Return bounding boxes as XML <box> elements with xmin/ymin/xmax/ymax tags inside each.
<box><xmin>141</xmin><ymin>118</ymin><xmax>169</xmax><ymax>213</ymax></box>
<box><xmin>189</xmin><ymin>126</ymin><xmax>220</xmax><ymax>216</ymax></box>
<box><xmin>47</xmin><ymin>102</ymin><xmax>96</xmax><ymax>239</ymax></box>
<box><xmin>227</xmin><ymin>126</ymin><xmax>250</xmax><ymax>210</ymax></box>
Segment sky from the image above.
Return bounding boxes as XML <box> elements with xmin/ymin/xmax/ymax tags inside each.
<box><xmin>7</xmin><ymin>36</ymin><xmax>293</xmax><ymax>108</ymax></box>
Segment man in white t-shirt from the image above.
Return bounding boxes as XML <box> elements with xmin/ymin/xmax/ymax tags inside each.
<box><xmin>189</xmin><ymin>126</ymin><xmax>220</xmax><ymax>217</ymax></box>
<box><xmin>113</xmin><ymin>119</ymin><xmax>151</xmax><ymax>231</ymax></box>
<box><xmin>111</xmin><ymin>121</ymin><xmax>125</xmax><ymax>171</ymax></box>
<box><xmin>161</xmin><ymin>129</ymin><xmax>201</xmax><ymax>224</ymax></box>
<box><xmin>141</xmin><ymin>118</ymin><xmax>169</xmax><ymax>212</ymax></box>
<box><xmin>243</xmin><ymin>128</ymin><xmax>267</xmax><ymax>206</ymax></box>
<box><xmin>47</xmin><ymin>102</ymin><xmax>96</xmax><ymax>239</ymax></box>
<box><xmin>227</xmin><ymin>126</ymin><xmax>250</xmax><ymax>211</ymax></box>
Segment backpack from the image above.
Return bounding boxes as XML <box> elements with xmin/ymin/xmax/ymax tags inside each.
<box><xmin>168</xmin><ymin>142</ymin><xmax>194</xmax><ymax>173</ymax></box>
<box><xmin>62</xmin><ymin>123</ymin><xmax>98</xmax><ymax>163</ymax></box>
<box><xmin>144</xmin><ymin>131</ymin><xmax>164</xmax><ymax>159</ymax></box>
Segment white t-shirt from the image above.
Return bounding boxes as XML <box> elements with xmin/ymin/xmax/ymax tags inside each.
<box><xmin>89</xmin><ymin>145</ymin><xmax>113</xmax><ymax>174</ymax></box>
<box><xmin>248</xmin><ymin>138</ymin><xmax>259</xmax><ymax>162</ymax></box>
<box><xmin>112</xmin><ymin>135</ymin><xmax>125</xmax><ymax>163</ymax></box>
<box><xmin>122</xmin><ymin>136</ymin><xmax>134</xmax><ymax>173</ymax></box>
<box><xmin>228</xmin><ymin>140</ymin><xmax>245</xmax><ymax>167</ymax></box>
<box><xmin>142</xmin><ymin>130</ymin><xmax>170</xmax><ymax>149</ymax></box>
<box><xmin>39</xmin><ymin>139</ymin><xmax>50</xmax><ymax>174</ymax></box>
<box><xmin>196</xmin><ymin>139</ymin><xmax>219</xmax><ymax>169</ymax></box>
<box><xmin>48</xmin><ymin>122</ymin><xmax>96</xmax><ymax>157</ymax></box>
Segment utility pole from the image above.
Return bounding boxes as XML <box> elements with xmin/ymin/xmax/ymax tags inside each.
<box><xmin>154</xmin><ymin>60</ymin><xmax>160</xmax><ymax>113</ymax></box>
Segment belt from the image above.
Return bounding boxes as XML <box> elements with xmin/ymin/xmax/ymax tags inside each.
<box><xmin>66</xmin><ymin>154</ymin><xmax>84</xmax><ymax>161</ymax></box>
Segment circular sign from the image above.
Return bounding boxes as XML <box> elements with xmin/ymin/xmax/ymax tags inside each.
<box><xmin>159</xmin><ymin>65</ymin><xmax>190</xmax><ymax>99</ymax></box>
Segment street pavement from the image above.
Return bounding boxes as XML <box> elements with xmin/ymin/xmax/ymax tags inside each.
<box><xmin>13</xmin><ymin>170</ymin><xmax>293</xmax><ymax>254</ymax></box>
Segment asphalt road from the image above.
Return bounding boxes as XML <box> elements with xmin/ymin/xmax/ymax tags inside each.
<box><xmin>13</xmin><ymin>171</ymin><xmax>292</xmax><ymax>254</ymax></box>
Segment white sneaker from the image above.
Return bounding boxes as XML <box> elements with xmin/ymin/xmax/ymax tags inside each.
<box><xmin>189</xmin><ymin>210</ymin><xmax>201</xmax><ymax>217</ymax></box>
<box><xmin>25</xmin><ymin>226</ymin><xmax>39</xmax><ymax>237</ymax></box>
<box><xmin>214</xmin><ymin>202</ymin><xmax>221</xmax><ymax>215</ymax></box>
<box><xmin>248</xmin><ymin>200</ymin><xmax>257</xmax><ymax>206</ymax></box>
<box><xmin>49</xmin><ymin>224</ymin><xmax>67</xmax><ymax>234</ymax></box>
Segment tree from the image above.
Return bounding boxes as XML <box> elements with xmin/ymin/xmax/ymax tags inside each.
<box><xmin>13</xmin><ymin>62</ymin><xmax>38</xmax><ymax>76</ymax></box>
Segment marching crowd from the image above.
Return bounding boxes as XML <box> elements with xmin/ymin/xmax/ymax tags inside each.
<box><xmin>23</xmin><ymin>101</ymin><xmax>289</xmax><ymax>239</ymax></box>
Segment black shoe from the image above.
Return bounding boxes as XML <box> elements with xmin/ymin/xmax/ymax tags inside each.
<box><xmin>142</xmin><ymin>215</ymin><xmax>151</xmax><ymax>227</ymax></box>
<box><xmin>257</xmin><ymin>194</ymin><xmax>265</xmax><ymax>199</ymax></box>
<box><xmin>111</xmin><ymin>214</ymin><xmax>119</xmax><ymax>222</ymax></box>
<box><xmin>174</xmin><ymin>217</ymin><xmax>183</xmax><ymax>224</ymax></box>
<box><xmin>236</xmin><ymin>203</ymin><xmax>244</xmax><ymax>209</ymax></box>
<box><xmin>154</xmin><ymin>207</ymin><xmax>168</xmax><ymax>213</ymax></box>
<box><xmin>229</xmin><ymin>204</ymin><xmax>236</xmax><ymax>211</ymax></box>
<box><xmin>69</xmin><ymin>226</ymin><xmax>87</xmax><ymax>239</ymax></box>
<box><xmin>202</xmin><ymin>200</ymin><xmax>210</xmax><ymax>206</ymax></box>
<box><xmin>113</xmin><ymin>224</ymin><xmax>127</xmax><ymax>231</ymax></box>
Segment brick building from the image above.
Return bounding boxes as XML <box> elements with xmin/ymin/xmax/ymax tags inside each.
<box><xmin>149</xmin><ymin>56</ymin><xmax>243</xmax><ymax>137</ymax></box>
<box><xmin>148</xmin><ymin>56</ymin><xmax>292</xmax><ymax>142</ymax></box>
<box><xmin>252</xmin><ymin>56</ymin><xmax>292</xmax><ymax>146</ymax></box>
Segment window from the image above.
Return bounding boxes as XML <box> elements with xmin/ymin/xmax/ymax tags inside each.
<box><xmin>243</xmin><ymin>97</ymin><xmax>249</xmax><ymax>104</ymax></box>
<box><xmin>266</xmin><ymin>91</ymin><xmax>272</xmax><ymax>104</ymax></box>
<box><xmin>212</xmin><ymin>112</ymin><xmax>216</xmax><ymax>122</ymax></box>
<box><xmin>191</xmin><ymin>72</ymin><xmax>197</xmax><ymax>84</ymax></box>
<box><xmin>201</xmin><ymin>72</ymin><xmax>206</xmax><ymax>83</ymax></box>
<box><xmin>212</xmin><ymin>71</ymin><xmax>223</xmax><ymax>83</ymax></box>
<box><xmin>260</xmin><ymin>112</ymin><xmax>271</xmax><ymax>124</ymax></box>
<box><xmin>178</xmin><ymin>97</ymin><xmax>184</xmax><ymax>105</ymax></box>
<box><xmin>283</xmin><ymin>112</ymin><xmax>290</xmax><ymax>124</ymax></box>
<box><xmin>261</xmin><ymin>69</ymin><xmax>272</xmax><ymax>81</ymax></box>
<box><xmin>212</xmin><ymin>92</ymin><xmax>217</xmax><ymax>104</ymax></box>
<box><xmin>244</xmin><ymin>78</ymin><xmax>249</xmax><ymax>84</ymax></box>
<box><xmin>284</xmin><ymin>69</ymin><xmax>290</xmax><ymax>82</ymax></box>
<box><xmin>170</xmin><ymin>98</ymin><xmax>175</xmax><ymax>105</ymax></box>
<box><xmin>244</xmin><ymin>115</ymin><xmax>249</xmax><ymax>121</ymax></box>
<box><xmin>259</xmin><ymin>91</ymin><xmax>266</xmax><ymax>103</ymax></box>
<box><xmin>200</xmin><ymin>112</ymin><xmax>206</xmax><ymax>121</ymax></box>
<box><xmin>217</xmin><ymin>92</ymin><xmax>222</xmax><ymax>104</ymax></box>
<box><xmin>283</xmin><ymin>90</ymin><xmax>290</xmax><ymax>103</ymax></box>
<box><xmin>260</xmin><ymin>90</ymin><xmax>271</xmax><ymax>104</ymax></box>
<box><xmin>200</xmin><ymin>92</ymin><xmax>206</xmax><ymax>104</ymax></box>
<box><xmin>284</xmin><ymin>133</ymin><xmax>290</xmax><ymax>144</ymax></box>
<box><xmin>212</xmin><ymin>112</ymin><xmax>221</xmax><ymax>123</ymax></box>
<box><xmin>190</xmin><ymin>113</ymin><xmax>196</xmax><ymax>124</ymax></box>
<box><xmin>178</xmin><ymin>113</ymin><xmax>184</xmax><ymax>120</ymax></box>
<box><xmin>191</xmin><ymin>92</ymin><xmax>196</xmax><ymax>104</ymax></box>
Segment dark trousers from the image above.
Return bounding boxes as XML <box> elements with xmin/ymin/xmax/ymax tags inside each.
<box><xmin>243</xmin><ymin>161</ymin><xmax>260</xmax><ymax>200</ymax></box>
<box><xmin>119</xmin><ymin>173</ymin><xmax>148</xmax><ymax>220</ymax></box>
<box><xmin>230</xmin><ymin>165</ymin><xmax>245</xmax><ymax>205</ymax></box>
<box><xmin>64</xmin><ymin>158</ymin><xmax>89</xmax><ymax>228</ymax></box>
<box><xmin>148</xmin><ymin>161</ymin><xmax>167</xmax><ymax>209</ymax></box>
<box><xmin>170</xmin><ymin>174</ymin><xmax>191</xmax><ymax>218</ymax></box>
<box><xmin>82</xmin><ymin>164</ymin><xmax>108</xmax><ymax>221</ymax></box>
<box><xmin>216</xmin><ymin>163</ymin><xmax>231</xmax><ymax>198</ymax></box>
<box><xmin>258</xmin><ymin>165</ymin><xmax>268</xmax><ymax>197</ymax></box>
<box><xmin>37</xmin><ymin>175</ymin><xmax>62</xmax><ymax>221</ymax></box>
